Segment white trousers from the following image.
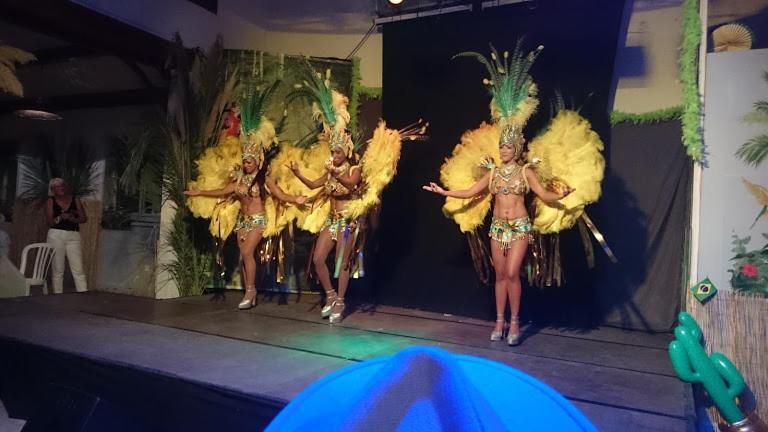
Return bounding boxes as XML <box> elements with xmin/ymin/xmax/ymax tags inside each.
<box><xmin>47</xmin><ymin>228</ymin><xmax>87</xmax><ymax>293</ymax></box>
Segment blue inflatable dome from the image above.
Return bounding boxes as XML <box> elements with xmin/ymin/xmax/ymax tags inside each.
<box><xmin>266</xmin><ymin>346</ymin><xmax>596</xmax><ymax>431</ymax></box>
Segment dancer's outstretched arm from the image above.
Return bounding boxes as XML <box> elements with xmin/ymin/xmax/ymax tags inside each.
<box><xmin>184</xmin><ymin>182</ymin><xmax>235</xmax><ymax>197</ymax></box>
<box><xmin>422</xmin><ymin>171</ymin><xmax>491</xmax><ymax>199</ymax></box>
<box><xmin>265</xmin><ymin>174</ymin><xmax>307</xmax><ymax>204</ymax></box>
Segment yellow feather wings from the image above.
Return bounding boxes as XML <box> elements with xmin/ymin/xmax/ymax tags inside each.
<box><xmin>271</xmin><ymin>121</ymin><xmax>405</xmax><ymax>232</ymax></box>
<box><xmin>268</xmin><ymin>138</ymin><xmax>331</xmax><ymax>234</ymax></box>
<box><xmin>527</xmin><ymin>110</ymin><xmax>605</xmax><ymax>233</ymax></box>
<box><xmin>186</xmin><ymin>134</ymin><xmax>242</xmax><ymax>239</ymax></box>
<box><xmin>346</xmin><ymin>121</ymin><xmax>404</xmax><ymax>219</ymax></box>
<box><xmin>440</xmin><ymin>110</ymin><xmax>605</xmax><ymax>234</ymax></box>
<box><xmin>440</xmin><ymin>122</ymin><xmax>499</xmax><ymax>233</ymax></box>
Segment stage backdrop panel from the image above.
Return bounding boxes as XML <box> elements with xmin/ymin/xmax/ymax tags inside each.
<box><xmin>374</xmin><ymin>0</ymin><xmax>626</xmax><ymax>322</ymax></box>
<box><xmin>698</xmin><ymin>49</ymin><xmax>768</xmax><ymax>295</ymax></box>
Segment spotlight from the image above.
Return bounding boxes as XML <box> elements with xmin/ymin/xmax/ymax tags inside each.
<box><xmin>388</xmin><ymin>0</ymin><xmax>404</xmax><ymax>5</ymax></box>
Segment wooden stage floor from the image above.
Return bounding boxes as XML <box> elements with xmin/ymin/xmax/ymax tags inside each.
<box><xmin>0</xmin><ymin>292</ymin><xmax>694</xmax><ymax>431</ymax></box>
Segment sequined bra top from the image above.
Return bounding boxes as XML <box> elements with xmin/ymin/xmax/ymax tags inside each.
<box><xmin>489</xmin><ymin>163</ymin><xmax>529</xmax><ymax>196</ymax></box>
<box><xmin>234</xmin><ymin>173</ymin><xmax>260</xmax><ymax>198</ymax></box>
<box><xmin>324</xmin><ymin>162</ymin><xmax>359</xmax><ymax>197</ymax></box>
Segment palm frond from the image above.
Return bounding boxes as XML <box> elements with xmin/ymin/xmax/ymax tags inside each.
<box><xmin>291</xmin><ymin>126</ymin><xmax>321</xmax><ymax>149</ymax></box>
<box><xmin>735</xmin><ymin>134</ymin><xmax>768</xmax><ymax>167</ymax></box>
<box><xmin>119</xmin><ymin>111</ymin><xmax>168</xmax><ymax>195</ymax></box>
<box><xmin>18</xmin><ymin>156</ymin><xmax>48</xmax><ymax>204</ymax></box>
<box><xmin>754</xmin><ymin>100</ymin><xmax>768</xmax><ymax>116</ymax></box>
<box><xmin>18</xmin><ymin>143</ymin><xmax>98</xmax><ymax>204</ymax></box>
<box><xmin>203</xmin><ymin>65</ymin><xmax>239</xmax><ymax>148</ymax></box>
<box><xmin>744</xmin><ymin>110</ymin><xmax>768</xmax><ymax>125</ymax></box>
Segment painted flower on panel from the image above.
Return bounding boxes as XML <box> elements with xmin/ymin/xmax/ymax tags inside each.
<box><xmin>729</xmin><ymin>233</ymin><xmax>768</xmax><ymax>296</ymax></box>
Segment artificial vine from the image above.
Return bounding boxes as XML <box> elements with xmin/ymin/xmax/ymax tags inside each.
<box><xmin>680</xmin><ymin>0</ymin><xmax>703</xmax><ymax>160</ymax></box>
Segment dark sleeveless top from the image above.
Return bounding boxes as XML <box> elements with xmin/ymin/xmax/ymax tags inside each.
<box><xmin>51</xmin><ymin>197</ymin><xmax>79</xmax><ymax>231</ymax></box>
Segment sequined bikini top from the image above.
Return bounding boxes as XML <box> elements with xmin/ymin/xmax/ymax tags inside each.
<box><xmin>234</xmin><ymin>172</ymin><xmax>260</xmax><ymax>198</ymax></box>
<box><xmin>324</xmin><ymin>161</ymin><xmax>359</xmax><ymax>196</ymax></box>
<box><xmin>490</xmin><ymin>162</ymin><xmax>529</xmax><ymax>196</ymax></box>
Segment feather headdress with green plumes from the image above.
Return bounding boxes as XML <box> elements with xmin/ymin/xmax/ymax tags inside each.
<box><xmin>240</xmin><ymin>79</ymin><xmax>280</xmax><ymax>168</ymax></box>
<box><xmin>453</xmin><ymin>39</ymin><xmax>543</xmax><ymax>146</ymax></box>
<box><xmin>286</xmin><ymin>57</ymin><xmax>352</xmax><ymax>155</ymax></box>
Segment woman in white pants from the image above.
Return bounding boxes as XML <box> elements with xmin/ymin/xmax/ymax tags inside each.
<box><xmin>46</xmin><ymin>178</ymin><xmax>88</xmax><ymax>293</ymax></box>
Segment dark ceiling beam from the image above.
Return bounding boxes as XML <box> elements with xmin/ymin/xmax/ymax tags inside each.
<box><xmin>0</xmin><ymin>88</ymin><xmax>167</xmax><ymax>114</ymax></box>
<box><xmin>119</xmin><ymin>57</ymin><xmax>158</xmax><ymax>89</ymax></box>
<box><xmin>31</xmin><ymin>45</ymin><xmax>106</xmax><ymax>65</ymax></box>
<box><xmin>0</xmin><ymin>0</ymin><xmax>170</xmax><ymax>67</ymax></box>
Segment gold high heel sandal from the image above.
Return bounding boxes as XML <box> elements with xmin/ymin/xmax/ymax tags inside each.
<box><xmin>238</xmin><ymin>287</ymin><xmax>257</xmax><ymax>310</ymax></box>
<box><xmin>321</xmin><ymin>291</ymin><xmax>337</xmax><ymax>318</ymax></box>
<box><xmin>490</xmin><ymin>314</ymin><xmax>507</xmax><ymax>341</ymax></box>
<box><xmin>329</xmin><ymin>298</ymin><xmax>345</xmax><ymax>324</ymax></box>
<box><xmin>507</xmin><ymin>316</ymin><xmax>521</xmax><ymax>346</ymax></box>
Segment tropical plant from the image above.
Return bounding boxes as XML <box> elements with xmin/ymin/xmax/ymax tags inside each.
<box><xmin>121</xmin><ymin>33</ymin><xmax>238</xmax><ymax>207</ymax></box>
<box><xmin>728</xmin><ymin>233</ymin><xmax>768</xmax><ymax>297</ymax></box>
<box><xmin>18</xmin><ymin>142</ymin><xmax>98</xmax><ymax>205</ymax></box>
<box><xmin>120</xmin><ymin>33</ymin><xmax>238</xmax><ymax>297</ymax></box>
<box><xmin>164</xmin><ymin>211</ymin><xmax>212</xmax><ymax>296</ymax></box>
<box><xmin>735</xmin><ymin>70</ymin><xmax>768</xmax><ymax>168</ymax></box>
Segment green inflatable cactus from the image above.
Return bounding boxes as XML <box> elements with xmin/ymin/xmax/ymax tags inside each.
<box><xmin>669</xmin><ymin>312</ymin><xmax>746</xmax><ymax>424</ymax></box>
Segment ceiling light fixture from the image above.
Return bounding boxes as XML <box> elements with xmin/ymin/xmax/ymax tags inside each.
<box><xmin>14</xmin><ymin>109</ymin><xmax>62</xmax><ymax>120</ymax></box>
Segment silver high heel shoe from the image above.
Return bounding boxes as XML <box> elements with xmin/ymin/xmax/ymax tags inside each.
<box><xmin>321</xmin><ymin>291</ymin><xmax>337</xmax><ymax>318</ymax></box>
<box><xmin>238</xmin><ymin>287</ymin><xmax>257</xmax><ymax>310</ymax></box>
<box><xmin>490</xmin><ymin>315</ymin><xmax>507</xmax><ymax>341</ymax></box>
<box><xmin>507</xmin><ymin>316</ymin><xmax>521</xmax><ymax>346</ymax></box>
<box><xmin>329</xmin><ymin>298</ymin><xmax>345</xmax><ymax>324</ymax></box>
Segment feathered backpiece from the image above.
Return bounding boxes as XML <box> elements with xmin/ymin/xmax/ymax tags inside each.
<box><xmin>453</xmin><ymin>39</ymin><xmax>542</xmax><ymax>153</ymax></box>
<box><xmin>186</xmin><ymin>79</ymin><xmax>281</xmax><ymax>239</ymax></box>
<box><xmin>286</xmin><ymin>58</ymin><xmax>353</xmax><ymax>157</ymax></box>
<box><xmin>0</xmin><ymin>41</ymin><xmax>36</xmax><ymax>97</ymax></box>
<box><xmin>239</xmin><ymin>79</ymin><xmax>281</xmax><ymax>169</ymax></box>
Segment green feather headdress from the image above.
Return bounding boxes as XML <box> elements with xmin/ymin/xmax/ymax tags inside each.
<box><xmin>286</xmin><ymin>57</ymin><xmax>353</xmax><ymax>155</ymax></box>
<box><xmin>240</xmin><ymin>79</ymin><xmax>280</xmax><ymax>166</ymax></box>
<box><xmin>286</xmin><ymin>57</ymin><xmax>339</xmax><ymax>129</ymax></box>
<box><xmin>453</xmin><ymin>39</ymin><xmax>543</xmax><ymax>129</ymax></box>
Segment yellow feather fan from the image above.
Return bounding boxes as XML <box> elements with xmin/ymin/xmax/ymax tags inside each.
<box><xmin>187</xmin><ymin>133</ymin><xmax>242</xmax><ymax>238</ymax></box>
<box><xmin>272</xmin><ymin>122</ymin><xmax>406</xmax><ymax>231</ymax></box>
<box><xmin>527</xmin><ymin>110</ymin><xmax>605</xmax><ymax>234</ymax></box>
<box><xmin>186</xmin><ymin>118</ymin><xmax>284</xmax><ymax>239</ymax></box>
<box><xmin>0</xmin><ymin>43</ymin><xmax>36</xmax><ymax>97</ymax></box>
<box><xmin>270</xmin><ymin>138</ymin><xmax>331</xmax><ymax>233</ymax></box>
<box><xmin>345</xmin><ymin>121</ymin><xmax>403</xmax><ymax>219</ymax></box>
<box><xmin>440</xmin><ymin>122</ymin><xmax>499</xmax><ymax>233</ymax></box>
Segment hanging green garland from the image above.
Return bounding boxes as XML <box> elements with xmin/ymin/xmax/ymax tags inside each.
<box><xmin>680</xmin><ymin>0</ymin><xmax>703</xmax><ymax>160</ymax></box>
<box><xmin>348</xmin><ymin>56</ymin><xmax>363</xmax><ymax>137</ymax></box>
<box><xmin>610</xmin><ymin>105</ymin><xmax>683</xmax><ymax>126</ymax></box>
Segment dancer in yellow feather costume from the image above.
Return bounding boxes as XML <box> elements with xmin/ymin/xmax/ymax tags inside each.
<box><xmin>276</xmin><ymin>59</ymin><xmax>426</xmax><ymax>324</ymax></box>
<box><xmin>184</xmin><ymin>82</ymin><xmax>307</xmax><ymax>310</ymax></box>
<box><xmin>424</xmin><ymin>41</ymin><xmax>604</xmax><ymax>346</ymax></box>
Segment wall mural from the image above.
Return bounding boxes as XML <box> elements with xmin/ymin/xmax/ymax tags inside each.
<box><xmin>731</xmin><ymin>69</ymin><xmax>768</xmax><ymax>297</ymax></box>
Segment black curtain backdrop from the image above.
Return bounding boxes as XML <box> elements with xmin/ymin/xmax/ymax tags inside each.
<box><xmin>366</xmin><ymin>0</ymin><xmax>628</xmax><ymax>324</ymax></box>
<box><xmin>593</xmin><ymin>121</ymin><xmax>691</xmax><ymax>331</ymax></box>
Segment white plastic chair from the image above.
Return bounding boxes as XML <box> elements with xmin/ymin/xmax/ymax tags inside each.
<box><xmin>19</xmin><ymin>243</ymin><xmax>55</xmax><ymax>296</ymax></box>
